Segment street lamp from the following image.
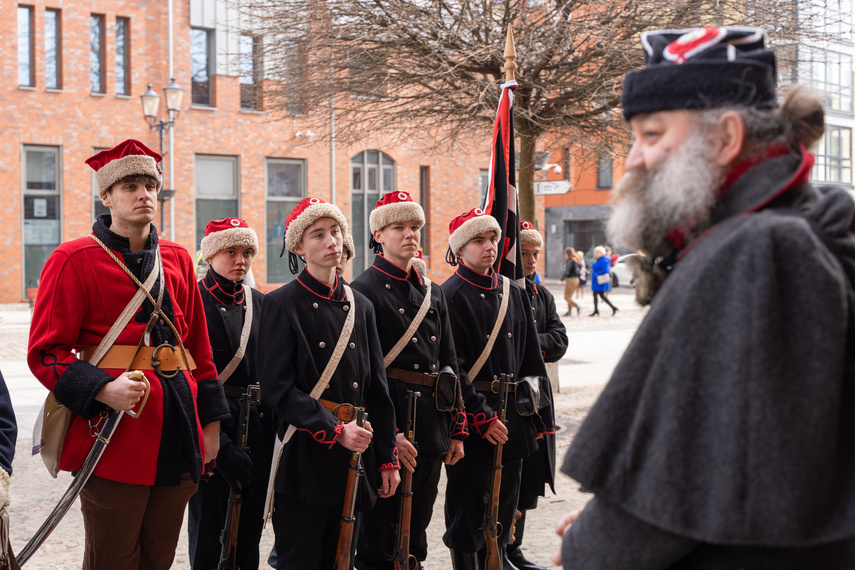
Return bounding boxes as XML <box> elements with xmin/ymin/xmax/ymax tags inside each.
<box><xmin>141</xmin><ymin>78</ymin><xmax>184</xmax><ymax>233</ymax></box>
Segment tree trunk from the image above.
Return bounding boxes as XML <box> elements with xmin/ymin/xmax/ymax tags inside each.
<box><xmin>517</xmin><ymin>130</ymin><xmax>539</xmax><ymax>227</ymax></box>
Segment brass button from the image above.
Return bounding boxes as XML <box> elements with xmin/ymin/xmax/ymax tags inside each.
<box><xmin>326</xmin><ymin>383</ymin><xmax>331</xmax><ymax>390</ymax></box>
<box><xmin>349</xmin><ymin>342</ymin><xmax>355</xmax><ymax>349</ymax></box>
<box><xmin>399</xmin><ymin>308</ymin><xmax>405</xmax><ymax>314</ymax></box>
<box><xmin>480</xmin><ymin>293</ymin><xmax>485</xmax><ymax>299</ymax></box>
<box><xmin>313</xmin><ymin>303</ymin><xmax>319</xmax><ymax>309</ymax></box>
<box><xmin>429</xmin><ymin>309</ymin><xmax>434</xmax><ymax>314</ymax></box>
<box><xmin>159</xmin><ymin>319</ymin><xmax>165</xmax><ymax>325</ymax></box>
<box><xmin>220</xmin><ymin>307</ymin><xmax>227</xmax><ymax>313</ymax></box>
<box><xmin>486</xmin><ymin>334</ymin><xmax>490</xmax><ymax>339</ymax></box>
<box><xmin>531</xmin><ymin>307</ymin><xmax>535</xmax><ymax>312</ymax></box>
<box><xmin>411</xmin><ymin>337</ymin><xmax>418</xmax><ymax>344</ymax></box>
<box><xmin>430</xmin><ymin>336</ymin><xmax>436</xmax><ymax>342</ymax></box>
<box><xmin>319</xmin><ymin>342</ymin><xmax>326</xmax><ymax>348</ymax></box>
<box><xmin>431</xmin><ymin>364</ymin><xmax>436</xmax><ymax>371</ymax></box>
<box><xmin>414</xmin><ymin>364</ymin><xmax>420</xmax><ymax>370</ymax></box>
<box><xmin>499</xmin><ymin>293</ymin><xmax>504</xmax><ymax>299</ymax></box>
<box><xmin>352</xmin><ymin>382</ymin><xmax>359</xmax><ymax>389</ymax></box>
<box><xmin>386</xmin><ymin>284</ymin><xmax>392</xmax><ymax>290</ymax></box>
<box><xmin>259</xmin><ymin>412</ymin><xmax>264</xmax><ymax>418</ymax></box>
<box><xmin>493</xmin><ymin>375</ymin><xmax>498</xmax><ymax>380</ymax></box>
<box><xmin>507</xmin><ymin>332</ymin><xmax>512</xmax><ymax>338</ymax></box>
<box><xmin>343</xmin><ymin>305</ymin><xmax>350</xmax><ymax>312</ymax></box>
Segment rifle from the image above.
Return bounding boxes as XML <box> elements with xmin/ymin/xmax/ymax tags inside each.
<box><xmin>392</xmin><ymin>390</ymin><xmax>420</xmax><ymax>570</ymax></box>
<box><xmin>482</xmin><ymin>373</ymin><xmax>509</xmax><ymax>570</ymax></box>
<box><xmin>334</xmin><ymin>408</ymin><xmax>366</xmax><ymax>570</ymax></box>
<box><xmin>218</xmin><ymin>384</ymin><xmax>261</xmax><ymax>570</ymax></box>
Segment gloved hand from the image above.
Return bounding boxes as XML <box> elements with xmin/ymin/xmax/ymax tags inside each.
<box><xmin>215</xmin><ymin>434</ymin><xmax>253</xmax><ymax>491</ymax></box>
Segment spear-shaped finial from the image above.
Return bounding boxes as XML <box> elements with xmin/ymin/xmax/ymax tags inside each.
<box><xmin>504</xmin><ymin>27</ymin><xmax>516</xmax><ymax>83</ymax></box>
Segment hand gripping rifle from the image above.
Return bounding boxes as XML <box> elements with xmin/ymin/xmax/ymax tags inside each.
<box><xmin>392</xmin><ymin>390</ymin><xmax>420</xmax><ymax>570</ymax></box>
<box><xmin>482</xmin><ymin>373</ymin><xmax>509</xmax><ymax>570</ymax></box>
<box><xmin>219</xmin><ymin>384</ymin><xmax>261</xmax><ymax>570</ymax></box>
<box><xmin>334</xmin><ymin>408</ymin><xmax>366</xmax><ymax>570</ymax></box>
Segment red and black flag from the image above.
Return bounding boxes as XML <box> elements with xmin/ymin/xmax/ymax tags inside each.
<box><xmin>482</xmin><ymin>79</ymin><xmax>524</xmax><ymax>282</ymax></box>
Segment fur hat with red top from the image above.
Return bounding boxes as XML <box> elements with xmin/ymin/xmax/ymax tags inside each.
<box><xmin>446</xmin><ymin>208</ymin><xmax>502</xmax><ymax>264</ymax></box>
<box><xmin>281</xmin><ymin>197</ymin><xmax>350</xmax><ymax>273</ymax></box>
<box><xmin>519</xmin><ymin>220</ymin><xmax>543</xmax><ymax>248</ymax></box>
<box><xmin>200</xmin><ymin>217</ymin><xmax>259</xmax><ymax>262</ymax></box>
<box><xmin>369</xmin><ymin>191</ymin><xmax>425</xmax><ymax>233</ymax></box>
<box><xmin>86</xmin><ymin>139</ymin><xmax>163</xmax><ymax>199</ymax></box>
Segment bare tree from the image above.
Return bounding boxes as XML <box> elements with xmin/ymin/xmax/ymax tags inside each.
<box><xmin>233</xmin><ymin>0</ymin><xmax>827</xmax><ymax>223</ymax></box>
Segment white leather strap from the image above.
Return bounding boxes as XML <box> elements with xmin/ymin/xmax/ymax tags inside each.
<box><xmin>467</xmin><ymin>277</ymin><xmax>510</xmax><ymax>381</ymax></box>
<box><xmin>217</xmin><ymin>285</ymin><xmax>253</xmax><ymax>384</ymax></box>
<box><xmin>383</xmin><ymin>277</ymin><xmax>432</xmax><ymax>368</ymax></box>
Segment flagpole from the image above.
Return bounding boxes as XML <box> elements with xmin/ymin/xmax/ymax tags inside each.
<box><xmin>504</xmin><ymin>27</ymin><xmax>516</xmax><ymax>83</ymax></box>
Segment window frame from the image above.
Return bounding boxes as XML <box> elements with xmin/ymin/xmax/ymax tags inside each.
<box><xmin>45</xmin><ymin>8</ymin><xmax>61</xmax><ymax>89</ymax></box>
<box><xmin>191</xmin><ymin>27</ymin><xmax>214</xmax><ymax>106</ymax></box>
<box><xmin>264</xmin><ymin>157</ymin><xmax>307</xmax><ymax>284</ymax></box>
<box><xmin>814</xmin><ymin>125</ymin><xmax>853</xmax><ymax>185</ymax></box>
<box><xmin>89</xmin><ymin>13</ymin><xmax>106</xmax><ymax>94</ymax></box>
<box><xmin>240</xmin><ymin>34</ymin><xmax>263</xmax><ymax>111</ymax></box>
<box><xmin>22</xmin><ymin>144</ymin><xmax>62</xmax><ymax>296</ymax></box>
<box><xmin>194</xmin><ymin>154</ymin><xmax>240</xmax><ymax>252</ymax></box>
<box><xmin>350</xmin><ymin>151</ymin><xmax>396</xmax><ymax>276</ymax></box>
<box><xmin>115</xmin><ymin>17</ymin><xmax>131</xmax><ymax>96</ymax></box>
<box><xmin>596</xmin><ymin>156</ymin><xmax>613</xmax><ymax>189</ymax></box>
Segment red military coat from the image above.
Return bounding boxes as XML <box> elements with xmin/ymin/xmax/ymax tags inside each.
<box><xmin>28</xmin><ymin>222</ymin><xmax>227</xmax><ymax>486</ymax></box>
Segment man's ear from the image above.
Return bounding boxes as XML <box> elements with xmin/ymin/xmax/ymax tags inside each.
<box><xmin>100</xmin><ymin>191</ymin><xmax>112</xmax><ymax>208</ymax></box>
<box><xmin>713</xmin><ymin>111</ymin><xmax>745</xmax><ymax>166</ymax></box>
<box><xmin>293</xmin><ymin>241</ymin><xmax>304</xmax><ymax>256</ymax></box>
<box><xmin>372</xmin><ymin>229</ymin><xmax>384</xmax><ymax>245</ymax></box>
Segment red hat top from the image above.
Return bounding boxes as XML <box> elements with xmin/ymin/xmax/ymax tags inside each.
<box><xmin>369</xmin><ymin>190</ymin><xmax>425</xmax><ymax>232</ymax></box>
<box><xmin>447</xmin><ymin>208</ymin><xmax>502</xmax><ymax>256</ymax></box>
<box><xmin>200</xmin><ymin>217</ymin><xmax>259</xmax><ymax>261</ymax></box>
<box><xmin>284</xmin><ymin>197</ymin><xmax>349</xmax><ymax>252</ymax></box>
<box><xmin>86</xmin><ymin>139</ymin><xmax>163</xmax><ymax>198</ymax></box>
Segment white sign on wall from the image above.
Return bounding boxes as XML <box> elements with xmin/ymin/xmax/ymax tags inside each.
<box><xmin>533</xmin><ymin>180</ymin><xmax>572</xmax><ymax>195</ymax></box>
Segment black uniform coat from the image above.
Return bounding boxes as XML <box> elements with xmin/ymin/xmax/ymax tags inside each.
<box><xmin>257</xmin><ymin>269</ymin><xmax>399</xmax><ymax>509</ymax></box>
<box><xmin>521</xmin><ymin>275</ymin><xmax>567</xmax><ymax>497</ymax></box>
<box><xmin>562</xmin><ymin>145</ymin><xmax>855</xmax><ymax>568</ymax></box>
<box><xmin>441</xmin><ymin>263</ymin><xmax>551</xmax><ymax>460</ymax></box>
<box><xmin>351</xmin><ymin>254</ymin><xmax>464</xmax><ymax>454</ymax></box>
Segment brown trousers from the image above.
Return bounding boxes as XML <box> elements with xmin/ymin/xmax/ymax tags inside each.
<box><xmin>564</xmin><ymin>278</ymin><xmax>580</xmax><ymax>311</ymax></box>
<box><xmin>79</xmin><ymin>472</ymin><xmax>197</xmax><ymax>570</ymax></box>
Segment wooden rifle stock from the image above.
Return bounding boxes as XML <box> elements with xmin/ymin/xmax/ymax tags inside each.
<box><xmin>482</xmin><ymin>373</ymin><xmax>509</xmax><ymax>570</ymax></box>
<box><xmin>392</xmin><ymin>390</ymin><xmax>420</xmax><ymax>570</ymax></box>
<box><xmin>219</xmin><ymin>384</ymin><xmax>261</xmax><ymax>570</ymax></box>
<box><xmin>334</xmin><ymin>408</ymin><xmax>366</xmax><ymax>570</ymax></box>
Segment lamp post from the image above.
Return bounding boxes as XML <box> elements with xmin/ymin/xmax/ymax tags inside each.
<box><xmin>141</xmin><ymin>78</ymin><xmax>184</xmax><ymax>233</ymax></box>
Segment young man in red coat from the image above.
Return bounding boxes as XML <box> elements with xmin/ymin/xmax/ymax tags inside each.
<box><xmin>28</xmin><ymin>139</ymin><xmax>229</xmax><ymax>569</ymax></box>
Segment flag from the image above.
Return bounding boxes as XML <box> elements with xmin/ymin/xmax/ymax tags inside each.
<box><xmin>482</xmin><ymin>79</ymin><xmax>524</xmax><ymax>282</ymax></box>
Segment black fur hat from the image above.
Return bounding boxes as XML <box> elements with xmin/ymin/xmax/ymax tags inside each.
<box><xmin>621</xmin><ymin>27</ymin><xmax>778</xmax><ymax>121</ymax></box>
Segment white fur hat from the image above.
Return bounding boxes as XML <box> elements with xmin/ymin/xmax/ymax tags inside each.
<box><xmin>285</xmin><ymin>197</ymin><xmax>350</xmax><ymax>253</ymax></box>
<box><xmin>448</xmin><ymin>208</ymin><xmax>502</xmax><ymax>257</ymax></box>
<box><xmin>369</xmin><ymin>191</ymin><xmax>425</xmax><ymax>233</ymax></box>
<box><xmin>519</xmin><ymin>220</ymin><xmax>543</xmax><ymax>248</ymax></box>
<box><xmin>200</xmin><ymin>217</ymin><xmax>259</xmax><ymax>262</ymax></box>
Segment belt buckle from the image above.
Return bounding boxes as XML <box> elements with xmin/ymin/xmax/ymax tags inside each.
<box><xmin>151</xmin><ymin>343</ymin><xmax>181</xmax><ymax>379</ymax></box>
<box><xmin>490</xmin><ymin>379</ymin><xmax>501</xmax><ymax>394</ymax></box>
<box><xmin>331</xmin><ymin>403</ymin><xmax>356</xmax><ymax>421</ymax></box>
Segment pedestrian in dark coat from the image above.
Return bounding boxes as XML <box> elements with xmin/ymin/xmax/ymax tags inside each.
<box><xmin>0</xmin><ymin>371</ymin><xmax>17</xmax><ymax>509</ymax></box>
<box><xmin>555</xmin><ymin>27</ymin><xmax>855</xmax><ymax>569</ymax></box>
<box><xmin>257</xmin><ymin>197</ymin><xmax>400</xmax><ymax>570</ymax></box>
<box><xmin>352</xmin><ymin>191</ymin><xmax>466</xmax><ymax>570</ymax></box>
<box><xmin>509</xmin><ymin>221</ymin><xmax>567</xmax><ymax>570</ymax></box>
<box><xmin>441</xmin><ymin>209</ymin><xmax>551</xmax><ymax>570</ymax></box>
<box><xmin>28</xmin><ymin>139</ymin><xmax>229</xmax><ymax>569</ymax></box>
<box><xmin>187</xmin><ymin>218</ymin><xmax>274</xmax><ymax>570</ymax></box>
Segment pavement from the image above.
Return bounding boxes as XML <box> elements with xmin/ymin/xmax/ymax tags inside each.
<box><xmin>0</xmin><ymin>282</ymin><xmax>646</xmax><ymax>569</ymax></box>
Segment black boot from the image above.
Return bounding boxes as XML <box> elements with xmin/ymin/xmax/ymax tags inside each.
<box><xmin>451</xmin><ymin>548</ymin><xmax>480</xmax><ymax>570</ymax></box>
<box><xmin>501</xmin><ymin>546</ymin><xmax>520</xmax><ymax>570</ymax></box>
<box><xmin>506</xmin><ymin>511</ymin><xmax>547</xmax><ymax>570</ymax></box>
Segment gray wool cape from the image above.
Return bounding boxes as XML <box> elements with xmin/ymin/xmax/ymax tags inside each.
<box><xmin>561</xmin><ymin>144</ymin><xmax>855</xmax><ymax>569</ymax></box>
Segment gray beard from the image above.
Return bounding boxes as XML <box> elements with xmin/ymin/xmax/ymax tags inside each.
<box><xmin>607</xmin><ymin>131</ymin><xmax>726</xmax><ymax>257</ymax></box>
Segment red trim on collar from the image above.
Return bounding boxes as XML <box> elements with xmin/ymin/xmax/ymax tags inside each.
<box><xmin>719</xmin><ymin>142</ymin><xmax>792</xmax><ymax>197</ymax></box>
<box><xmin>371</xmin><ymin>254</ymin><xmax>423</xmax><ymax>286</ymax></box>
<box><xmin>456</xmin><ymin>264</ymin><xmax>498</xmax><ymax>290</ymax></box>
<box><xmin>296</xmin><ymin>269</ymin><xmax>343</xmax><ymax>300</ymax></box>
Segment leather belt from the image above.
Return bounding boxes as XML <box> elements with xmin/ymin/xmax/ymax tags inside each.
<box><xmin>473</xmin><ymin>379</ymin><xmax>518</xmax><ymax>394</ymax></box>
<box><xmin>319</xmin><ymin>398</ymin><xmax>358</xmax><ymax>422</ymax></box>
<box><xmin>223</xmin><ymin>385</ymin><xmax>248</xmax><ymax>399</ymax></box>
<box><xmin>81</xmin><ymin>344</ymin><xmax>197</xmax><ymax>374</ymax></box>
<box><xmin>386</xmin><ymin>368</ymin><xmax>437</xmax><ymax>388</ymax></box>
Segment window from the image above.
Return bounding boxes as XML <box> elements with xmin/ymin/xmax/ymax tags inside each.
<box><xmin>813</xmin><ymin>125</ymin><xmax>852</xmax><ymax>185</ymax></box>
<box><xmin>351</xmin><ymin>151</ymin><xmax>396</xmax><ymax>275</ymax></box>
<box><xmin>283</xmin><ymin>42</ymin><xmax>306</xmax><ymax>115</ymax></box>
<box><xmin>800</xmin><ymin>47</ymin><xmax>852</xmax><ymax>113</ymax></box>
<box><xmin>597</xmin><ymin>156</ymin><xmax>613</xmax><ymax>189</ymax></box>
<box><xmin>240</xmin><ymin>34</ymin><xmax>262</xmax><ymax>110</ymax></box>
<box><xmin>91</xmin><ymin>147</ymin><xmax>110</xmax><ymax>221</ymax></box>
<box><xmin>45</xmin><ymin>9</ymin><xmax>61</xmax><ymax>89</ymax></box>
<box><xmin>115</xmin><ymin>17</ymin><xmax>130</xmax><ymax>95</ymax></box>
<box><xmin>90</xmin><ymin>14</ymin><xmax>105</xmax><ymax>93</ymax></box>
<box><xmin>564</xmin><ymin>219</ymin><xmax>606</xmax><ymax>263</ymax></box>
<box><xmin>191</xmin><ymin>28</ymin><xmax>213</xmax><ymax>106</ymax></box>
<box><xmin>17</xmin><ymin>5</ymin><xmax>34</xmax><ymax>87</ymax></box>
<box><xmin>23</xmin><ymin>146</ymin><xmax>62</xmax><ymax>292</ymax></box>
<box><xmin>195</xmin><ymin>155</ymin><xmax>239</xmax><ymax>252</ymax></box>
<box><xmin>419</xmin><ymin>166</ymin><xmax>430</xmax><ymax>257</ymax></box>
<box><xmin>266</xmin><ymin>159</ymin><xmax>306</xmax><ymax>283</ymax></box>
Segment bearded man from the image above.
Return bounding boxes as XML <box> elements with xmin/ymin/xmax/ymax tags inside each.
<box><xmin>554</xmin><ymin>27</ymin><xmax>855</xmax><ymax>569</ymax></box>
